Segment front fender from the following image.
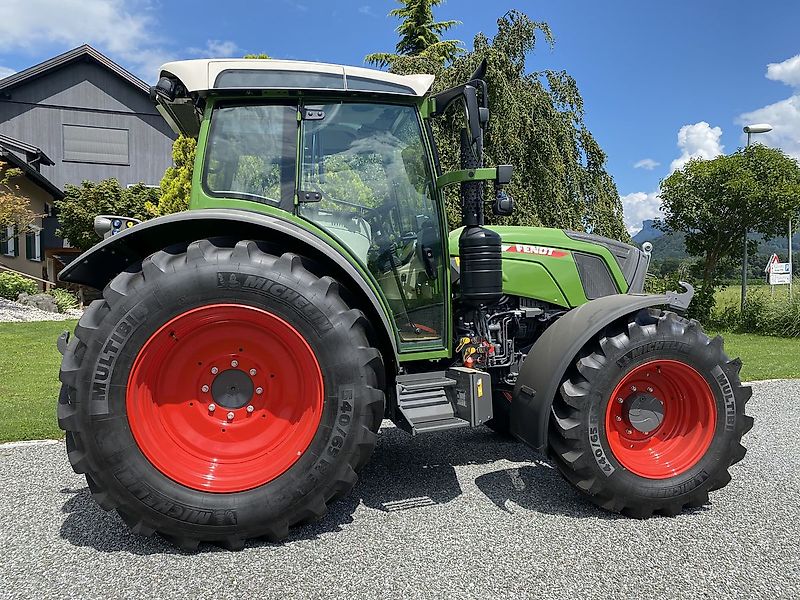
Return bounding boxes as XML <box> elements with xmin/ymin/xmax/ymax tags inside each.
<box><xmin>60</xmin><ymin>208</ymin><xmax>399</xmax><ymax>355</ymax></box>
<box><xmin>510</xmin><ymin>285</ymin><xmax>693</xmax><ymax>452</ymax></box>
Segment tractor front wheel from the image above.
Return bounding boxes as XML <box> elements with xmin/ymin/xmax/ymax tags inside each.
<box><xmin>58</xmin><ymin>239</ymin><xmax>385</xmax><ymax>549</ymax></box>
<box><xmin>548</xmin><ymin>309</ymin><xmax>752</xmax><ymax>517</ymax></box>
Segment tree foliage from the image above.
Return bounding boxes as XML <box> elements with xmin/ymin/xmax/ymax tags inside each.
<box><xmin>147</xmin><ymin>135</ymin><xmax>196</xmax><ymax>217</ymax></box>
<box><xmin>384</xmin><ymin>11</ymin><xmax>628</xmax><ymax>238</ymax></box>
<box><xmin>0</xmin><ymin>160</ymin><xmax>40</xmax><ymax>237</ymax></box>
<box><xmin>56</xmin><ymin>180</ymin><xmax>157</xmax><ymax>251</ymax></box>
<box><xmin>659</xmin><ymin>144</ymin><xmax>800</xmax><ymax>317</ymax></box>
<box><xmin>366</xmin><ymin>0</ymin><xmax>464</xmax><ymax>67</ymax></box>
<box><xmin>243</xmin><ymin>53</ymin><xmax>271</xmax><ymax>59</ymax></box>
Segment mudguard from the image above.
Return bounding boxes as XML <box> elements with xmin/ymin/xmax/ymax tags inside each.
<box><xmin>59</xmin><ymin>208</ymin><xmax>398</xmax><ymax>354</ymax></box>
<box><xmin>510</xmin><ymin>284</ymin><xmax>694</xmax><ymax>452</ymax></box>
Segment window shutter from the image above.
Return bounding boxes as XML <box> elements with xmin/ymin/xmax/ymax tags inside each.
<box><xmin>12</xmin><ymin>227</ymin><xmax>19</xmax><ymax>257</ymax></box>
<box><xmin>26</xmin><ymin>232</ymin><xmax>34</xmax><ymax>260</ymax></box>
<box><xmin>0</xmin><ymin>235</ymin><xmax>7</xmax><ymax>255</ymax></box>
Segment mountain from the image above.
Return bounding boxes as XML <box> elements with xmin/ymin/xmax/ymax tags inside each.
<box><xmin>632</xmin><ymin>220</ymin><xmax>664</xmax><ymax>244</ymax></box>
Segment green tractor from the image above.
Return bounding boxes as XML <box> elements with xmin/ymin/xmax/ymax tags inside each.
<box><xmin>57</xmin><ymin>58</ymin><xmax>751</xmax><ymax>550</ymax></box>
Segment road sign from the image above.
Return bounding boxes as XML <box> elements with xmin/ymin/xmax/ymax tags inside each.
<box><xmin>764</xmin><ymin>253</ymin><xmax>780</xmax><ymax>273</ymax></box>
<box><xmin>769</xmin><ymin>262</ymin><xmax>792</xmax><ymax>285</ymax></box>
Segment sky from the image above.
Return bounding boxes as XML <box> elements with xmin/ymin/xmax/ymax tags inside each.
<box><xmin>1</xmin><ymin>0</ymin><xmax>799</xmax><ymax>234</ymax></box>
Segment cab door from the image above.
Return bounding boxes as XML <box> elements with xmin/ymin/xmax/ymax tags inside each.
<box><xmin>296</xmin><ymin>100</ymin><xmax>448</xmax><ymax>349</ymax></box>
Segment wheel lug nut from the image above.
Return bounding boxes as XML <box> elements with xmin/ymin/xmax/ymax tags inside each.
<box><xmin>646</xmin><ymin>387</ymin><xmax>654</xmax><ymax>393</ymax></box>
<box><xmin>201</xmin><ymin>385</ymin><xmax>209</xmax><ymax>393</ymax></box>
<box><xmin>625</xmin><ymin>428</ymin><xmax>633</xmax><ymax>435</ymax></box>
<box><xmin>630</xmin><ymin>385</ymin><xmax>637</xmax><ymax>392</ymax></box>
<box><xmin>231</xmin><ymin>360</ymin><xmax>239</xmax><ymax>368</ymax></box>
<box><xmin>208</xmin><ymin>403</ymin><xmax>216</xmax><ymax>412</ymax></box>
<box><xmin>615</xmin><ymin>415</ymin><xmax>622</xmax><ymax>422</ymax></box>
<box><xmin>227</xmin><ymin>411</ymin><xmax>234</xmax><ymax>421</ymax></box>
<box><xmin>256</xmin><ymin>387</ymin><xmax>263</xmax><ymax>395</ymax></box>
<box><xmin>617</xmin><ymin>397</ymin><xmax>624</xmax><ymax>404</ymax></box>
<box><xmin>249</xmin><ymin>368</ymin><xmax>257</xmax><ymax>376</ymax></box>
<box><xmin>246</xmin><ymin>405</ymin><xmax>254</xmax><ymax>414</ymax></box>
<box><xmin>211</xmin><ymin>366</ymin><xmax>219</xmax><ymax>375</ymax></box>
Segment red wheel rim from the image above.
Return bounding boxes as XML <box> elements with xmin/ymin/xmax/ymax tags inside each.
<box><xmin>605</xmin><ymin>359</ymin><xmax>717</xmax><ymax>479</ymax></box>
<box><xmin>127</xmin><ymin>304</ymin><xmax>323</xmax><ymax>492</ymax></box>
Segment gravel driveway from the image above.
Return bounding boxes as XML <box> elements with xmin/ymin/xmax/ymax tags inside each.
<box><xmin>1</xmin><ymin>380</ymin><xmax>798</xmax><ymax>600</ymax></box>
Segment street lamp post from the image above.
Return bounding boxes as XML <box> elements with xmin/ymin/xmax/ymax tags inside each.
<box><xmin>741</xmin><ymin>123</ymin><xmax>773</xmax><ymax>311</ymax></box>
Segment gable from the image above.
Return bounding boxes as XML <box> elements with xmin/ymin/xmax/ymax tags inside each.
<box><xmin>1</xmin><ymin>59</ymin><xmax>157</xmax><ymax>116</ymax></box>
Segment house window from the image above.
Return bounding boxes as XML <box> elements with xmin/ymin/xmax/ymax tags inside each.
<box><xmin>63</xmin><ymin>124</ymin><xmax>129</xmax><ymax>165</ymax></box>
<box><xmin>25</xmin><ymin>227</ymin><xmax>42</xmax><ymax>261</ymax></box>
<box><xmin>1</xmin><ymin>226</ymin><xmax>18</xmax><ymax>257</ymax></box>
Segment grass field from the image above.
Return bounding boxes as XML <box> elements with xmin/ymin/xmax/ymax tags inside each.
<box><xmin>0</xmin><ymin>320</ymin><xmax>76</xmax><ymax>442</ymax></box>
<box><xmin>715</xmin><ymin>284</ymin><xmax>797</xmax><ymax>305</ymax></box>
<box><xmin>0</xmin><ymin>319</ymin><xmax>798</xmax><ymax>442</ymax></box>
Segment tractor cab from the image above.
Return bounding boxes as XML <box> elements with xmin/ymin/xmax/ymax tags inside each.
<box><xmin>151</xmin><ymin>59</ymin><xmax>472</xmax><ymax>344</ymax></box>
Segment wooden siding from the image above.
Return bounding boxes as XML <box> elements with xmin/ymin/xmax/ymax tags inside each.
<box><xmin>0</xmin><ymin>58</ymin><xmax>176</xmax><ymax>189</ymax></box>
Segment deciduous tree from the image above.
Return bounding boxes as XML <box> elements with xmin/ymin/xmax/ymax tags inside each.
<box><xmin>56</xmin><ymin>180</ymin><xmax>157</xmax><ymax>250</ymax></box>
<box><xmin>659</xmin><ymin>144</ymin><xmax>800</xmax><ymax>317</ymax></box>
<box><xmin>0</xmin><ymin>160</ymin><xmax>39</xmax><ymax>236</ymax></box>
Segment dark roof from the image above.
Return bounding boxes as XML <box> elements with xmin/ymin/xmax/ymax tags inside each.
<box><xmin>0</xmin><ymin>44</ymin><xmax>149</xmax><ymax>95</ymax></box>
<box><xmin>0</xmin><ymin>133</ymin><xmax>54</xmax><ymax>166</ymax></box>
<box><xmin>0</xmin><ymin>148</ymin><xmax>63</xmax><ymax>199</ymax></box>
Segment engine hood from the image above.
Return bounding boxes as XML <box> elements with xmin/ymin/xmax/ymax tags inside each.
<box><xmin>448</xmin><ymin>226</ymin><xmax>650</xmax><ymax>300</ymax></box>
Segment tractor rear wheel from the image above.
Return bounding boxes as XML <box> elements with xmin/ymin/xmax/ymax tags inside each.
<box><xmin>548</xmin><ymin>309</ymin><xmax>752</xmax><ymax>517</ymax></box>
<box><xmin>58</xmin><ymin>239</ymin><xmax>385</xmax><ymax>550</ymax></box>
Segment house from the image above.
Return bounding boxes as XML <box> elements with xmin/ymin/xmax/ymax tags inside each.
<box><xmin>0</xmin><ymin>45</ymin><xmax>176</xmax><ymax>287</ymax></box>
<box><xmin>0</xmin><ymin>135</ymin><xmax>64</xmax><ymax>285</ymax></box>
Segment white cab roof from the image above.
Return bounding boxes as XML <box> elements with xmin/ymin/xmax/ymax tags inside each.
<box><xmin>159</xmin><ymin>59</ymin><xmax>435</xmax><ymax>97</ymax></box>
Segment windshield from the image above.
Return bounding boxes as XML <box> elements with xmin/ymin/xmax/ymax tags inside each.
<box><xmin>203</xmin><ymin>103</ymin><xmax>296</xmax><ymax>207</ymax></box>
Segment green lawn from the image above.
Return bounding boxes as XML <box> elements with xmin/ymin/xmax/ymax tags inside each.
<box><xmin>0</xmin><ymin>320</ymin><xmax>76</xmax><ymax>443</ymax></box>
<box><xmin>0</xmin><ymin>319</ymin><xmax>797</xmax><ymax>443</ymax></box>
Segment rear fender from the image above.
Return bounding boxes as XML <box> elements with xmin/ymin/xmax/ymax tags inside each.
<box><xmin>59</xmin><ymin>208</ymin><xmax>399</xmax><ymax>358</ymax></box>
<box><xmin>510</xmin><ymin>285</ymin><xmax>693</xmax><ymax>451</ymax></box>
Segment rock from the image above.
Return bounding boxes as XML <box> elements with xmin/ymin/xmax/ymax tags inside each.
<box><xmin>17</xmin><ymin>292</ymin><xmax>58</xmax><ymax>313</ymax></box>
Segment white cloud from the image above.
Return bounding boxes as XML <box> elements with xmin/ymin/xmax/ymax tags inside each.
<box><xmin>737</xmin><ymin>54</ymin><xmax>800</xmax><ymax>160</ymax></box>
<box><xmin>359</xmin><ymin>5</ymin><xmax>377</xmax><ymax>17</ymax></box>
<box><xmin>766</xmin><ymin>54</ymin><xmax>800</xmax><ymax>88</ymax></box>
<box><xmin>0</xmin><ymin>66</ymin><xmax>15</xmax><ymax>80</ymax></box>
<box><xmin>633</xmin><ymin>158</ymin><xmax>660</xmax><ymax>170</ymax></box>
<box><xmin>0</xmin><ymin>1</ymin><xmax>241</xmax><ymax>82</ymax></box>
<box><xmin>738</xmin><ymin>95</ymin><xmax>800</xmax><ymax>159</ymax></box>
<box><xmin>669</xmin><ymin>121</ymin><xmax>724</xmax><ymax>172</ymax></box>
<box><xmin>620</xmin><ymin>191</ymin><xmax>662</xmax><ymax>235</ymax></box>
<box><xmin>193</xmin><ymin>40</ymin><xmax>240</xmax><ymax>58</ymax></box>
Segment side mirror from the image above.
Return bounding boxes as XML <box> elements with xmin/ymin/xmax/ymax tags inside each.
<box><xmin>492</xmin><ymin>189</ymin><xmax>514</xmax><ymax>216</ymax></box>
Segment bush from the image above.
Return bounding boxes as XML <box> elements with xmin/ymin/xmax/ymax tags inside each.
<box><xmin>708</xmin><ymin>289</ymin><xmax>800</xmax><ymax>337</ymax></box>
<box><xmin>0</xmin><ymin>271</ymin><xmax>37</xmax><ymax>300</ymax></box>
<box><xmin>48</xmin><ymin>288</ymin><xmax>79</xmax><ymax>313</ymax></box>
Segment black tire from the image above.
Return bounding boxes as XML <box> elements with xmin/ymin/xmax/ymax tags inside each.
<box><xmin>58</xmin><ymin>239</ymin><xmax>385</xmax><ymax>550</ymax></box>
<box><xmin>548</xmin><ymin>309</ymin><xmax>753</xmax><ymax>517</ymax></box>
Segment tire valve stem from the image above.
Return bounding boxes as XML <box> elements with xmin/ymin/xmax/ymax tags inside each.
<box><xmin>208</xmin><ymin>403</ymin><xmax>216</xmax><ymax>413</ymax></box>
